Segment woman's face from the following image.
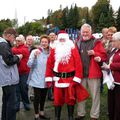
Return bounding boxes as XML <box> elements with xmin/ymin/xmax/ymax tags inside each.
<box><xmin>40</xmin><ymin>38</ymin><xmax>49</xmax><ymax>49</ymax></box>
<box><xmin>107</xmin><ymin>31</ymin><xmax>114</xmax><ymax>41</ymax></box>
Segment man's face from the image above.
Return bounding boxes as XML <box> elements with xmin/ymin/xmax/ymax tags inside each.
<box><xmin>7</xmin><ymin>34</ymin><xmax>16</xmax><ymax>42</ymax></box>
<box><xmin>59</xmin><ymin>38</ymin><xmax>66</xmax><ymax>45</ymax></box>
<box><xmin>49</xmin><ymin>33</ymin><xmax>56</xmax><ymax>42</ymax></box>
<box><xmin>81</xmin><ymin>27</ymin><xmax>92</xmax><ymax>40</ymax></box>
<box><xmin>26</xmin><ymin>37</ymin><xmax>33</xmax><ymax>46</ymax></box>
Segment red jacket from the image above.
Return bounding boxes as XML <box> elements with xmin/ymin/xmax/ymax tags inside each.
<box><xmin>12</xmin><ymin>44</ymin><xmax>30</xmax><ymax>74</ymax></box>
<box><xmin>88</xmin><ymin>40</ymin><xmax>107</xmax><ymax>78</ymax></box>
<box><xmin>110</xmin><ymin>49</ymin><xmax>120</xmax><ymax>83</ymax></box>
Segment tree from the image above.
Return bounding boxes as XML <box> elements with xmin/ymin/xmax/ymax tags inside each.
<box><xmin>97</xmin><ymin>12</ymin><xmax>106</xmax><ymax>32</ymax></box>
<box><xmin>17</xmin><ymin>21</ymin><xmax>44</xmax><ymax>35</ymax></box>
<box><xmin>116</xmin><ymin>7</ymin><xmax>120</xmax><ymax>31</ymax></box>
<box><xmin>0</xmin><ymin>19</ymin><xmax>12</xmax><ymax>36</ymax></box>
<box><xmin>107</xmin><ymin>6</ymin><xmax>115</xmax><ymax>27</ymax></box>
<box><xmin>91</xmin><ymin>0</ymin><xmax>110</xmax><ymax>31</ymax></box>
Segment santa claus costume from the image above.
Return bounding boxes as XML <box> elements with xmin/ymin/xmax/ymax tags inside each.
<box><xmin>45</xmin><ymin>31</ymin><xmax>89</xmax><ymax>120</ymax></box>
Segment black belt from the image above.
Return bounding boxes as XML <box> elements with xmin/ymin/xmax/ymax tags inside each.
<box><xmin>53</xmin><ymin>71</ymin><xmax>75</xmax><ymax>78</ymax></box>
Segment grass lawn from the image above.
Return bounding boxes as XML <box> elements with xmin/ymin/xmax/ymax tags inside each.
<box><xmin>17</xmin><ymin>85</ymin><xmax>109</xmax><ymax>120</ymax></box>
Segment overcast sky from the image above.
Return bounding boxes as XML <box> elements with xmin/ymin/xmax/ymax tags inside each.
<box><xmin>0</xmin><ymin>0</ymin><xmax>119</xmax><ymax>26</ymax></box>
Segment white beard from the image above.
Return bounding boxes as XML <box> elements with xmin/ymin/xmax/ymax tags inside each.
<box><xmin>55</xmin><ymin>40</ymin><xmax>74</xmax><ymax>64</ymax></box>
<box><xmin>83</xmin><ymin>36</ymin><xmax>90</xmax><ymax>40</ymax></box>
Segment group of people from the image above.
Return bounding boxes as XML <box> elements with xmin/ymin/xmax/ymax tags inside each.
<box><xmin>0</xmin><ymin>23</ymin><xmax>120</xmax><ymax>120</ymax></box>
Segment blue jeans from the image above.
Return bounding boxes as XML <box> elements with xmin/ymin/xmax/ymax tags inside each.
<box><xmin>16</xmin><ymin>73</ymin><xmax>30</xmax><ymax>110</ymax></box>
<box><xmin>2</xmin><ymin>85</ymin><xmax>16</xmax><ymax>120</ymax></box>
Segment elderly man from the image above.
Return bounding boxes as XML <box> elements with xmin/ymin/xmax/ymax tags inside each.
<box><xmin>75</xmin><ymin>24</ymin><xmax>107</xmax><ymax>120</ymax></box>
<box><xmin>45</xmin><ymin>31</ymin><xmax>89</xmax><ymax>120</ymax></box>
<box><xmin>0</xmin><ymin>28</ymin><xmax>22</xmax><ymax>120</ymax></box>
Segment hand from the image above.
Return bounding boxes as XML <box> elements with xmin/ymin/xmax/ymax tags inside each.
<box><xmin>71</xmin><ymin>81</ymin><xmax>79</xmax><ymax>87</ymax></box>
<box><xmin>101</xmin><ymin>62</ymin><xmax>110</xmax><ymax>70</ymax></box>
<box><xmin>94</xmin><ymin>56</ymin><xmax>101</xmax><ymax>62</ymax></box>
<box><xmin>34</xmin><ymin>49</ymin><xmax>41</xmax><ymax>58</ymax></box>
<box><xmin>17</xmin><ymin>54</ymin><xmax>23</xmax><ymax>60</ymax></box>
<box><xmin>46</xmin><ymin>82</ymin><xmax>52</xmax><ymax>88</ymax></box>
<box><xmin>87</xmin><ymin>50</ymin><xmax>95</xmax><ymax>56</ymax></box>
<box><xmin>110</xmin><ymin>83</ymin><xmax>115</xmax><ymax>90</ymax></box>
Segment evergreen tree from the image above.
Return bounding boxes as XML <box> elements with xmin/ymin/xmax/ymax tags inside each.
<box><xmin>91</xmin><ymin>0</ymin><xmax>110</xmax><ymax>31</ymax></box>
<box><xmin>107</xmin><ymin>6</ymin><xmax>115</xmax><ymax>27</ymax></box>
<box><xmin>116</xmin><ymin>7</ymin><xmax>120</xmax><ymax>31</ymax></box>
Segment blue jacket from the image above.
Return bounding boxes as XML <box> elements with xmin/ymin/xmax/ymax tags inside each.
<box><xmin>27</xmin><ymin>48</ymin><xmax>49</xmax><ymax>88</ymax></box>
<box><xmin>0</xmin><ymin>37</ymin><xmax>19</xmax><ymax>87</ymax></box>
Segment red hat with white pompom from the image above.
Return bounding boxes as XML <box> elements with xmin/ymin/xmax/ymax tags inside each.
<box><xmin>57</xmin><ymin>30</ymin><xmax>69</xmax><ymax>40</ymax></box>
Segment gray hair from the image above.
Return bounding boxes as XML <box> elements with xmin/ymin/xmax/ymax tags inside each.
<box><xmin>80</xmin><ymin>23</ymin><xmax>92</xmax><ymax>33</ymax></box>
<box><xmin>112</xmin><ymin>32</ymin><xmax>120</xmax><ymax>41</ymax></box>
<box><xmin>16</xmin><ymin>34</ymin><xmax>25</xmax><ymax>42</ymax></box>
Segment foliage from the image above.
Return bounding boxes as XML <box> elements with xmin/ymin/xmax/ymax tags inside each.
<box><xmin>17</xmin><ymin>21</ymin><xmax>45</xmax><ymax>36</ymax></box>
<box><xmin>91</xmin><ymin>0</ymin><xmax>110</xmax><ymax>31</ymax></box>
<box><xmin>0</xmin><ymin>19</ymin><xmax>12</xmax><ymax>36</ymax></box>
<box><xmin>116</xmin><ymin>7</ymin><xmax>120</xmax><ymax>31</ymax></box>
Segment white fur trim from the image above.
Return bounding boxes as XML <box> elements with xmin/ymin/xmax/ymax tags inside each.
<box><xmin>73</xmin><ymin>77</ymin><xmax>81</xmax><ymax>83</ymax></box>
<box><xmin>53</xmin><ymin>76</ymin><xmax>60</xmax><ymax>81</ymax></box>
<box><xmin>55</xmin><ymin>81</ymin><xmax>70</xmax><ymax>88</ymax></box>
<box><xmin>45</xmin><ymin>77</ymin><xmax>53</xmax><ymax>82</ymax></box>
<box><xmin>57</xmin><ymin>33</ymin><xmax>69</xmax><ymax>40</ymax></box>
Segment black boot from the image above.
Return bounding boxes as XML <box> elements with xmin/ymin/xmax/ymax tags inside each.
<box><xmin>55</xmin><ymin>106</ymin><xmax>62</xmax><ymax>120</ymax></box>
<box><xmin>67</xmin><ymin>105</ymin><xmax>74</xmax><ymax>120</ymax></box>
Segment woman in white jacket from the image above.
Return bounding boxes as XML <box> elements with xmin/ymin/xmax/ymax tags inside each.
<box><xmin>27</xmin><ymin>35</ymin><xmax>50</xmax><ymax>120</ymax></box>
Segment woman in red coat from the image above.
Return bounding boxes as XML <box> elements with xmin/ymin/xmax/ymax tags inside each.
<box><xmin>12</xmin><ymin>35</ymin><xmax>30</xmax><ymax>112</ymax></box>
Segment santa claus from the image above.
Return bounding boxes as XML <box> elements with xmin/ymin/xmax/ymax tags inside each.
<box><xmin>45</xmin><ymin>31</ymin><xmax>89</xmax><ymax>120</ymax></box>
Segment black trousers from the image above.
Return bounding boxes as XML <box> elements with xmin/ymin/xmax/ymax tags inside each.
<box><xmin>108</xmin><ymin>84</ymin><xmax>120</xmax><ymax>120</ymax></box>
<box><xmin>33</xmin><ymin>87</ymin><xmax>48</xmax><ymax>114</ymax></box>
<box><xmin>2</xmin><ymin>85</ymin><xmax>16</xmax><ymax>120</ymax></box>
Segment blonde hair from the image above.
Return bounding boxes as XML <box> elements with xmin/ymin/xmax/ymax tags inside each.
<box><xmin>108</xmin><ymin>26</ymin><xmax>117</xmax><ymax>33</ymax></box>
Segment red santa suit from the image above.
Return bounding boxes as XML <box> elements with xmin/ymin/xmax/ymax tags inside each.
<box><xmin>45</xmin><ymin>32</ymin><xmax>89</xmax><ymax>106</ymax></box>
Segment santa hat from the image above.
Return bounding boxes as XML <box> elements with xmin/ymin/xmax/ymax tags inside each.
<box><xmin>57</xmin><ymin>30</ymin><xmax>69</xmax><ymax>40</ymax></box>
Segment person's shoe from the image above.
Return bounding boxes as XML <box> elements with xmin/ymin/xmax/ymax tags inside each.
<box><xmin>34</xmin><ymin>117</ymin><xmax>39</xmax><ymax>120</ymax></box>
<box><xmin>90</xmin><ymin>118</ymin><xmax>98</xmax><ymax>120</ymax></box>
<box><xmin>24</xmin><ymin>103</ymin><xmax>31</xmax><ymax>111</ymax></box>
<box><xmin>30</xmin><ymin>95</ymin><xmax>34</xmax><ymax>102</ymax></box>
<box><xmin>24</xmin><ymin>106</ymin><xmax>31</xmax><ymax>111</ymax></box>
<box><xmin>39</xmin><ymin>115</ymin><xmax>50</xmax><ymax>120</ymax></box>
<box><xmin>48</xmin><ymin>97</ymin><xmax>54</xmax><ymax>101</ymax></box>
<box><xmin>16</xmin><ymin>108</ymin><xmax>20</xmax><ymax>112</ymax></box>
<box><xmin>75</xmin><ymin>116</ymin><xmax>85</xmax><ymax>120</ymax></box>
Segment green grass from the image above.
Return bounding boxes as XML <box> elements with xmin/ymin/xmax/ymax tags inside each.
<box><xmin>17</xmin><ymin>85</ymin><xmax>109</xmax><ymax>120</ymax></box>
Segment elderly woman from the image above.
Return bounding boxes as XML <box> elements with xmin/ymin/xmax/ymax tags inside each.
<box><xmin>12</xmin><ymin>35</ymin><xmax>30</xmax><ymax>112</ymax></box>
<box><xmin>103</xmin><ymin>32</ymin><xmax>120</xmax><ymax>120</ymax></box>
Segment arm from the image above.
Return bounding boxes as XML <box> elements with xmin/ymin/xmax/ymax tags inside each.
<box><xmin>72</xmin><ymin>46</ymin><xmax>83</xmax><ymax>83</ymax></box>
<box><xmin>45</xmin><ymin>49</ymin><xmax>55</xmax><ymax>83</ymax></box>
<box><xmin>27</xmin><ymin>49</ymin><xmax>38</xmax><ymax>68</ymax></box>
<box><xmin>94</xmin><ymin>41</ymin><xmax>107</xmax><ymax>62</ymax></box>
<box><xmin>0</xmin><ymin>42</ymin><xmax>19</xmax><ymax>66</ymax></box>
